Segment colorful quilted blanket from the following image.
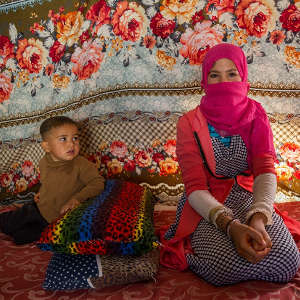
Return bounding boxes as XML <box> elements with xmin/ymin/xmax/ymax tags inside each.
<box><xmin>37</xmin><ymin>179</ymin><xmax>157</xmax><ymax>256</ymax></box>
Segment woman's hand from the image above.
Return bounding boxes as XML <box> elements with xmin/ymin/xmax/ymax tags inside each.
<box><xmin>248</xmin><ymin>212</ymin><xmax>272</xmax><ymax>252</ymax></box>
<box><xmin>229</xmin><ymin>221</ymin><xmax>271</xmax><ymax>264</ymax></box>
<box><xmin>60</xmin><ymin>198</ymin><xmax>80</xmax><ymax>215</ymax></box>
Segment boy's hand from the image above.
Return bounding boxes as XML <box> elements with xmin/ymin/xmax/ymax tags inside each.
<box><xmin>34</xmin><ymin>192</ymin><xmax>40</xmax><ymax>203</ymax></box>
<box><xmin>60</xmin><ymin>198</ymin><xmax>80</xmax><ymax>215</ymax></box>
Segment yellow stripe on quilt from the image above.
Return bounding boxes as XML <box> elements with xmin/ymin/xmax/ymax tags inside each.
<box><xmin>133</xmin><ymin>189</ymin><xmax>147</xmax><ymax>241</ymax></box>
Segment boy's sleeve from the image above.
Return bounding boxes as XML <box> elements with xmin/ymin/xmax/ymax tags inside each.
<box><xmin>73</xmin><ymin>157</ymin><xmax>105</xmax><ymax>202</ymax></box>
<box><xmin>38</xmin><ymin>155</ymin><xmax>47</xmax><ymax>185</ymax></box>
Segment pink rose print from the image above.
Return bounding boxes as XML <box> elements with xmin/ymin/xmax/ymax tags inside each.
<box><xmin>180</xmin><ymin>20</ymin><xmax>223</xmax><ymax>65</ymax></box>
<box><xmin>150</xmin><ymin>12</ymin><xmax>176</xmax><ymax>39</ymax></box>
<box><xmin>0</xmin><ymin>36</ymin><xmax>15</xmax><ymax>68</ymax></box>
<box><xmin>164</xmin><ymin>139</ymin><xmax>177</xmax><ymax>157</ymax></box>
<box><xmin>21</xmin><ymin>161</ymin><xmax>35</xmax><ymax>178</ymax></box>
<box><xmin>16</xmin><ymin>38</ymin><xmax>48</xmax><ymax>73</ymax></box>
<box><xmin>110</xmin><ymin>141</ymin><xmax>128</xmax><ymax>158</ymax></box>
<box><xmin>49</xmin><ymin>40</ymin><xmax>66</xmax><ymax>63</ymax></box>
<box><xmin>235</xmin><ymin>0</ymin><xmax>277</xmax><ymax>38</ymax></box>
<box><xmin>112</xmin><ymin>1</ymin><xmax>148</xmax><ymax>42</ymax></box>
<box><xmin>134</xmin><ymin>150</ymin><xmax>152</xmax><ymax>168</ymax></box>
<box><xmin>71</xmin><ymin>39</ymin><xmax>104</xmax><ymax>80</ymax></box>
<box><xmin>0</xmin><ymin>73</ymin><xmax>13</xmax><ymax>103</ymax></box>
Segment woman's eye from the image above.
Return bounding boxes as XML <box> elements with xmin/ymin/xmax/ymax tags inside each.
<box><xmin>229</xmin><ymin>72</ymin><xmax>238</xmax><ymax>77</ymax></box>
<box><xmin>59</xmin><ymin>137</ymin><xmax>66</xmax><ymax>142</ymax></box>
<box><xmin>209</xmin><ymin>73</ymin><xmax>218</xmax><ymax>78</ymax></box>
<box><xmin>73</xmin><ymin>136</ymin><xmax>79</xmax><ymax>142</ymax></box>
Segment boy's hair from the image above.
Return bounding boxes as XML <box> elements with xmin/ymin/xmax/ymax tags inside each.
<box><xmin>40</xmin><ymin>116</ymin><xmax>78</xmax><ymax>140</ymax></box>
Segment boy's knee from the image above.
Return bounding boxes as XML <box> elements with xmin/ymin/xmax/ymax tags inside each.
<box><xmin>12</xmin><ymin>226</ymin><xmax>43</xmax><ymax>245</ymax></box>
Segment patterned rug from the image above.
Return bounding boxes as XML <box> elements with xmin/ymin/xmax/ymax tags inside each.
<box><xmin>0</xmin><ymin>202</ymin><xmax>299</xmax><ymax>300</ymax></box>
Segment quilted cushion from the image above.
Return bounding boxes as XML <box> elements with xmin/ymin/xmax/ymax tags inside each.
<box><xmin>43</xmin><ymin>249</ymin><xmax>159</xmax><ymax>290</ymax></box>
<box><xmin>37</xmin><ymin>179</ymin><xmax>157</xmax><ymax>256</ymax></box>
<box><xmin>90</xmin><ymin>248</ymin><xmax>160</xmax><ymax>289</ymax></box>
<box><xmin>1</xmin><ymin>112</ymin><xmax>299</xmax><ymax>207</ymax></box>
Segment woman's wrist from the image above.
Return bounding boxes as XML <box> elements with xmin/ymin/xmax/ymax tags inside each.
<box><xmin>215</xmin><ymin>213</ymin><xmax>234</xmax><ymax>234</ymax></box>
<box><xmin>209</xmin><ymin>206</ymin><xmax>224</xmax><ymax>226</ymax></box>
<box><xmin>226</xmin><ymin>219</ymin><xmax>241</xmax><ymax>237</ymax></box>
<box><xmin>248</xmin><ymin>212</ymin><xmax>268</xmax><ymax>226</ymax></box>
<box><xmin>210</xmin><ymin>206</ymin><xmax>233</xmax><ymax>228</ymax></box>
<box><xmin>214</xmin><ymin>211</ymin><xmax>242</xmax><ymax>238</ymax></box>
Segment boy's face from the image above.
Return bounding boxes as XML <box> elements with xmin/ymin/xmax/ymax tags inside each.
<box><xmin>41</xmin><ymin>124</ymin><xmax>80</xmax><ymax>162</ymax></box>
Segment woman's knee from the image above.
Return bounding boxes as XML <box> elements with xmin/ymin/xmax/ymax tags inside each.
<box><xmin>260</xmin><ymin>242</ymin><xmax>300</xmax><ymax>283</ymax></box>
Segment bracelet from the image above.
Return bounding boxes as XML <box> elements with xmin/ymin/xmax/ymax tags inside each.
<box><xmin>215</xmin><ymin>212</ymin><xmax>234</xmax><ymax>233</ymax></box>
<box><xmin>212</xmin><ymin>208</ymin><xmax>224</xmax><ymax>227</ymax></box>
<box><xmin>226</xmin><ymin>219</ymin><xmax>240</xmax><ymax>237</ymax></box>
<box><xmin>209</xmin><ymin>206</ymin><xmax>223</xmax><ymax>224</ymax></box>
<box><xmin>210</xmin><ymin>206</ymin><xmax>233</xmax><ymax>228</ymax></box>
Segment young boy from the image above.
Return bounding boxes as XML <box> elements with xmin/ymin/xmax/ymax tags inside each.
<box><xmin>0</xmin><ymin>116</ymin><xmax>105</xmax><ymax>245</ymax></box>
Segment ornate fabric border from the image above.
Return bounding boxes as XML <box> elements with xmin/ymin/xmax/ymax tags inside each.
<box><xmin>0</xmin><ymin>85</ymin><xmax>200</xmax><ymax>129</ymax></box>
<box><xmin>0</xmin><ymin>110</ymin><xmax>299</xmax><ymax>146</ymax></box>
<box><xmin>0</xmin><ymin>85</ymin><xmax>299</xmax><ymax>129</ymax></box>
<box><xmin>0</xmin><ymin>0</ymin><xmax>51</xmax><ymax>13</ymax></box>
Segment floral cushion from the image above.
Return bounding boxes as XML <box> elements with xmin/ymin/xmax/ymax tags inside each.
<box><xmin>78</xmin><ymin>112</ymin><xmax>185</xmax><ymax>205</ymax></box>
<box><xmin>0</xmin><ymin>160</ymin><xmax>40</xmax><ymax>203</ymax></box>
<box><xmin>1</xmin><ymin>142</ymin><xmax>300</xmax><ymax>207</ymax></box>
<box><xmin>37</xmin><ymin>179</ymin><xmax>157</xmax><ymax>256</ymax></box>
<box><xmin>0</xmin><ymin>112</ymin><xmax>299</xmax><ymax>206</ymax></box>
<box><xmin>275</xmin><ymin>142</ymin><xmax>300</xmax><ymax>195</ymax></box>
<box><xmin>84</xmin><ymin>138</ymin><xmax>183</xmax><ymax>205</ymax></box>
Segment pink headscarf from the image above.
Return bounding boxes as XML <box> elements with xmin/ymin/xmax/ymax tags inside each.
<box><xmin>199</xmin><ymin>43</ymin><xmax>275</xmax><ymax>166</ymax></box>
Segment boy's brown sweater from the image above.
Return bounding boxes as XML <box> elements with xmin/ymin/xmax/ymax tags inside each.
<box><xmin>37</xmin><ymin>153</ymin><xmax>105</xmax><ymax>223</ymax></box>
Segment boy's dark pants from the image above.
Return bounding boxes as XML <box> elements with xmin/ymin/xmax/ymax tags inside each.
<box><xmin>0</xmin><ymin>202</ymin><xmax>48</xmax><ymax>245</ymax></box>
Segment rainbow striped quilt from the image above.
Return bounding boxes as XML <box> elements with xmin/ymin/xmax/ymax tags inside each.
<box><xmin>37</xmin><ymin>180</ymin><xmax>157</xmax><ymax>256</ymax></box>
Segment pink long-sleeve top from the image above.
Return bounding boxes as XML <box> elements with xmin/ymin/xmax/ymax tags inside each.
<box><xmin>176</xmin><ymin>108</ymin><xmax>276</xmax><ymax>198</ymax></box>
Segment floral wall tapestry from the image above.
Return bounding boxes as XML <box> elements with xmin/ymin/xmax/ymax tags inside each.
<box><xmin>0</xmin><ymin>0</ymin><xmax>299</xmax><ymax>141</ymax></box>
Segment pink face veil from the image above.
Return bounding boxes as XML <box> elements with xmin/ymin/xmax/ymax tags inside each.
<box><xmin>198</xmin><ymin>43</ymin><xmax>276</xmax><ymax>166</ymax></box>
<box><xmin>199</xmin><ymin>43</ymin><xmax>254</xmax><ymax>134</ymax></box>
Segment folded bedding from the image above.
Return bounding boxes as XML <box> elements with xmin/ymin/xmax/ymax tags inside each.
<box><xmin>37</xmin><ymin>179</ymin><xmax>157</xmax><ymax>256</ymax></box>
<box><xmin>43</xmin><ymin>249</ymin><xmax>160</xmax><ymax>290</ymax></box>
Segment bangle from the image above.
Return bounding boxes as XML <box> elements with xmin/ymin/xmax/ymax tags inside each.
<box><xmin>226</xmin><ymin>219</ymin><xmax>240</xmax><ymax>237</ymax></box>
<box><xmin>212</xmin><ymin>208</ymin><xmax>224</xmax><ymax>227</ymax></box>
<box><xmin>210</xmin><ymin>206</ymin><xmax>233</xmax><ymax>228</ymax></box>
<box><xmin>209</xmin><ymin>206</ymin><xmax>223</xmax><ymax>224</ymax></box>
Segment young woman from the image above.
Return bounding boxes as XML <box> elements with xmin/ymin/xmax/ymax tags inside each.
<box><xmin>162</xmin><ymin>43</ymin><xmax>300</xmax><ymax>286</ymax></box>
